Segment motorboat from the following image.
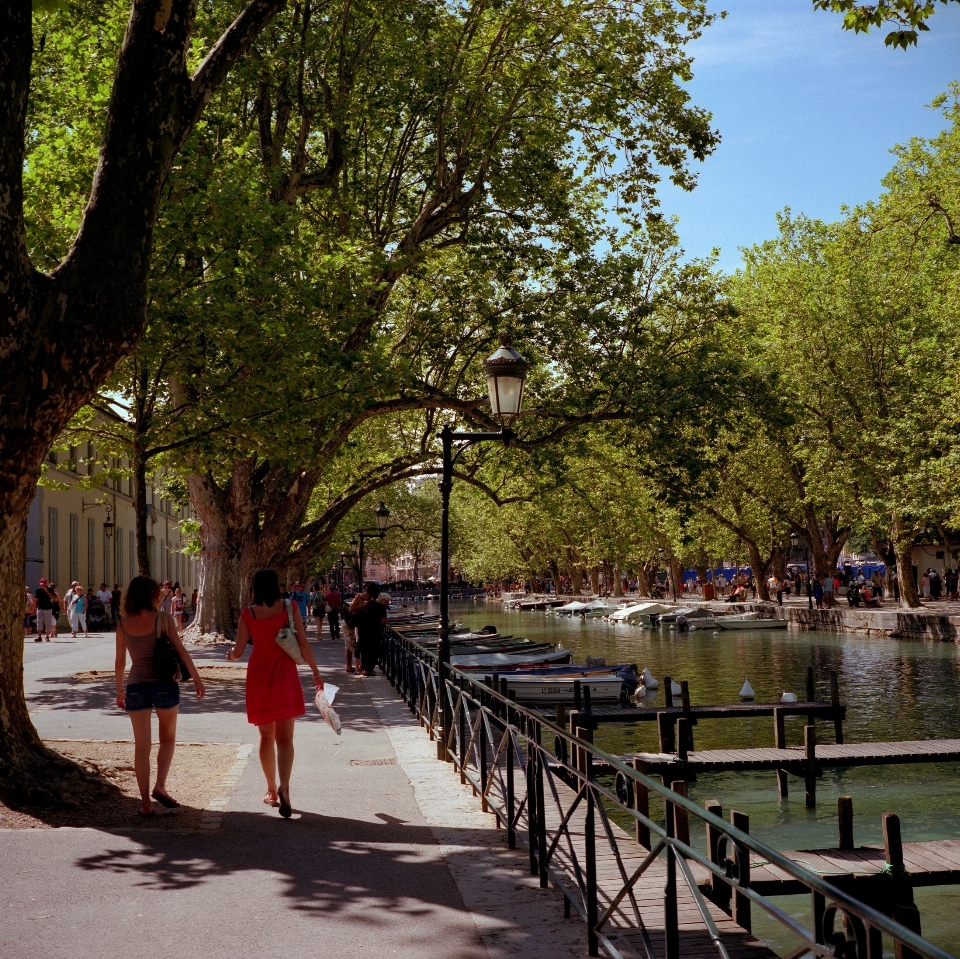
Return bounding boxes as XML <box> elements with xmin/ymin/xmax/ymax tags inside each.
<box><xmin>453</xmin><ymin>647</ymin><xmax>573</xmax><ymax>669</ymax></box>
<box><xmin>609</xmin><ymin>602</ymin><xmax>674</xmax><ymax>624</ymax></box>
<box><xmin>554</xmin><ymin>600</ymin><xmax>590</xmax><ymax>616</ymax></box>
<box><xmin>716</xmin><ymin>613</ymin><xmax>788</xmax><ymax>630</ymax></box>
<box><xmin>582</xmin><ymin>599</ymin><xmax>619</xmax><ymax>617</ymax></box>
<box><xmin>504</xmin><ymin>673</ymin><xmax>625</xmax><ymax>705</ymax></box>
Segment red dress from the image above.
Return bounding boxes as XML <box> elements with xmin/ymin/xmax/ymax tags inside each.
<box><xmin>241</xmin><ymin>605</ymin><xmax>306</xmax><ymax>726</ymax></box>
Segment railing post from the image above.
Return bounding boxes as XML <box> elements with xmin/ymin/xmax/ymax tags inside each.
<box><xmin>458</xmin><ymin>678</ymin><xmax>467</xmax><ymax>784</ymax></box>
<box><xmin>731</xmin><ymin>809</ymin><xmax>751</xmax><ymax>933</ymax></box>
<box><xmin>585</xmin><ymin>745</ymin><xmax>599</xmax><ymax>957</ymax></box>
<box><xmin>506</xmin><ymin>690</ymin><xmax>516</xmax><ymax>849</ymax></box>
<box><xmin>437</xmin><ymin>641</ymin><xmax>451</xmax><ymax>761</ymax></box>
<box><xmin>633</xmin><ymin>758</ymin><xmax>650</xmax><ymax>850</ymax></box>
<box><xmin>664</xmin><ymin>787</ymin><xmax>680</xmax><ymax>959</ymax></box>
<box><xmin>528</xmin><ymin>720</ymin><xmax>538</xmax><ymax>877</ymax></box>
<box><xmin>838</xmin><ymin>795</ymin><xmax>854</xmax><ymax>851</ymax></box>
<box><xmin>479</xmin><ymin>682</ymin><xmax>490</xmax><ymax>812</ymax></box>
<box><xmin>535</xmin><ymin>720</ymin><xmax>548</xmax><ymax>889</ymax></box>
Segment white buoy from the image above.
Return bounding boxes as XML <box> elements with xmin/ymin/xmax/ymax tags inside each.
<box><xmin>781</xmin><ymin>691</ymin><xmax>798</xmax><ymax>703</ymax></box>
<box><xmin>671</xmin><ymin>680</ymin><xmax>682</xmax><ymax>698</ymax></box>
<box><xmin>641</xmin><ymin>667</ymin><xmax>659</xmax><ymax>689</ymax></box>
<box><xmin>740</xmin><ymin>677</ymin><xmax>755</xmax><ymax>700</ymax></box>
<box><xmin>712</xmin><ymin>631</ymin><xmax>720</xmax><ymax>638</ymax></box>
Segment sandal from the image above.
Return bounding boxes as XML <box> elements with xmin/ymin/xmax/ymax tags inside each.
<box><xmin>151</xmin><ymin>790</ymin><xmax>180</xmax><ymax>809</ymax></box>
<box><xmin>277</xmin><ymin>786</ymin><xmax>292</xmax><ymax>819</ymax></box>
<box><xmin>137</xmin><ymin>808</ymin><xmax>155</xmax><ymax>818</ymax></box>
<box><xmin>263</xmin><ymin>791</ymin><xmax>279</xmax><ymax>807</ymax></box>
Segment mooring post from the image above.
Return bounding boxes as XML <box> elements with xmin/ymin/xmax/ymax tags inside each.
<box><xmin>731</xmin><ymin>809</ymin><xmax>752</xmax><ymax>933</ymax></box>
<box><xmin>676</xmin><ymin>717</ymin><xmax>691</xmax><ymax>763</ymax></box>
<box><xmin>664</xmin><ymin>675</ymin><xmax>674</xmax><ymax>709</ymax></box>
<box><xmin>704</xmin><ymin>800</ymin><xmax>726</xmax><ymax>907</ymax></box>
<box><xmin>806</xmin><ymin>666</ymin><xmax>816</xmax><ymax>733</ymax></box>
<box><xmin>838</xmin><ymin>796</ymin><xmax>854</xmax><ymax>850</ymax></box>
<box><xmin>633</xmin><ymin>758</ymin><xmax>651</xmax><ymax>850</ymax></box>
<box><xmin>670</xmin><ymin>780</ymin><xmax>690</xmax><ymax>846</ymax></box>
<box><xmin>774</xmin><ymin>706</ymin><xmax>788</xmax><ymax>798</ymax></box>
<box><xmin>573</xmin><ymin>679</ymin><xmax>582</xmax><ymax>712</ymax></box>
<box><xmin>555</xmin><ymin>702</ymin><xmax>566</xmax><ymax>728</ymax></box>
<box><xmin>657</xmin><ymin>711</ymin><xmax>676</xmax><ymax>753</ymax></box>
<box><xmin>830</xmin><ymin>669</ymin><xmax>844</xmax><ymax>744</ymax></box>
<box><xmin>569</xmin><ymin>709</ymin><xmax>581</xmax><ymax>774</ymax></box>
<box><xmin>884</xmin><ymin>813</ymin><xmax>922</xmax><ymax>959</ymax></box>
<box><xmin>804</xmin><ymin>725</ymin><xmax>817</xmax><ymax>807</ymax></box>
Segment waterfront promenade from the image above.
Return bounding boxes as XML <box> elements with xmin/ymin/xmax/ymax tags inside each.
<box><xmin>0</xmin><ymin>631</ymin><xmax>586</xmax><ymax>959</ymax></box>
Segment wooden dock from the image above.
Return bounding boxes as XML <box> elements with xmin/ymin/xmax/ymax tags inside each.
<box><xmin>620</xmin><ymin>739</ymin><xmax>960</xmax><ymax>775</ymax></box>
<box><xmin>750</xmin><ymin>839</ymin><xmax>960</xmax><ymax>896</ymax></box>
<box><xmin>563</xmin><ymin>699</ymin><xmax>843</xmax><ymax>727</ymax></box>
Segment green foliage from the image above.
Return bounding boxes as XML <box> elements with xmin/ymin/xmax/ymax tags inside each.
<box><xmin>812</xmin><ymin>0</ymin><xmax>960</xmax><ymax>48</ymax></box>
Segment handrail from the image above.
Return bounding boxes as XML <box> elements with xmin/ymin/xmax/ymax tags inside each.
<box><xmin>383</xmin><ymin>628</ymin><xmax>953</xmax><ymax>959</ymax></box>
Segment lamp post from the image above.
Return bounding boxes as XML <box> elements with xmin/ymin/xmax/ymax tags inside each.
<box><xmin>353</xmin><ymin>502</ymin><xmax>391</xmax><ymax>588</ymax></box>
<box><xmin>437</xmin><ymin>337</ymin><xmax>528</xmax><ymax>761</ymax></box>
<box><xmin>790</xmin><ymin>532</ymin><xmax>813</xmax><ymax>610</ymax></box>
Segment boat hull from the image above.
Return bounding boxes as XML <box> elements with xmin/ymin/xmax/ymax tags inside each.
<box><xmin>505</xmin><ymin>675</ymin><xmax>624</xmax><ymax>705</ymax></box>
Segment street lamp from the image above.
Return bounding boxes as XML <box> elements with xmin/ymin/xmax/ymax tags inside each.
<box><xmin>354</xmin><ymin>503</ymin><xmax>391</xmax><ymax>589</ymax></box>
<box><xmin>436</xmin><ymin>337</ymin><xmax>529</xmax><ymax>760</ymax></box>
<box><xmin>790</xmin><ymin>532</ymin><xmax>813</xmax><ymax>610</ymax></box>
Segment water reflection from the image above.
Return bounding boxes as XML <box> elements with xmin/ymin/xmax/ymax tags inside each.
<box><xmin>439</xmin><ymin>600</ymin><xmax>960</xmax><ymax>952</ymax></box>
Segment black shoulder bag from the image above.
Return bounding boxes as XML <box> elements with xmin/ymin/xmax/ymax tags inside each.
<box><xmin>152</xmin><ymin>611</ymin><xmax>188</xmax><ymax>683</ymax></box>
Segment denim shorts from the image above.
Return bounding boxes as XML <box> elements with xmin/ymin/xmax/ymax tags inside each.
<box><xmin>125</xmin><ymin>681</ymin><xmax>181</xmax><ymax>712</ymax></box>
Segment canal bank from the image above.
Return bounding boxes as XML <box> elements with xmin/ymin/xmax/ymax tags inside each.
<box><xmin>492</xmin><ymin>594</ymin><xmax>960</xmax><ymax>640</ymax></box>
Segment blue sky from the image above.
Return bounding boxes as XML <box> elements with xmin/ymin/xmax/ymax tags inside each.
<box><xmin>657</xmin><ymin>0</ymin><xmax>960</xmax><ymax>273</ymax></box>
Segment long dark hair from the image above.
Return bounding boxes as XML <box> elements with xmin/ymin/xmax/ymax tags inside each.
<box><xmin>124</xmin><ymin>576</ymin><xmax>161</xmax><ymax>616</ymax></box>
<box><xmin>252</xmin><ymin>569</ymin><xmax>282</xmax><ymax>606</ymax></box>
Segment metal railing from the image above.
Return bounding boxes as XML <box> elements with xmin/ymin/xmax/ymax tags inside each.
<box><xmin>381</xmin><ymin>629</ymin><xmax>953</xmax><ymax>959</ymax></box>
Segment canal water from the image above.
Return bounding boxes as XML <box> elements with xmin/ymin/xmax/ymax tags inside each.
<box><xmin>440</xmin><ymin>599</ymin><xmax>960</xmax><ymax>955</ymax></box>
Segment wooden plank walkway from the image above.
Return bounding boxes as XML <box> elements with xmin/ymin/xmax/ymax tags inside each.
<box><xmin>555</xmin><ymin>700</ymin><xmax>843</xmax><ymax>726</ymax></box>
<box><xmin>614</xmin><ymin>739</ymin><xmax>960</xmax><ymax>775</ymax></box>
<box><xmin>750</xmin><ymin>839</ymin><xmax>960</xmax><ymax>896</ymax></box>
<box><xmin>534</xmin><ymin>775</ymin><xmax>778</xmax><ymax>958</ymax></box>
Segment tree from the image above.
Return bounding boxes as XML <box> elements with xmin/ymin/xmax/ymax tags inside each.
<box><xmin>813</xmin><ymin>0</ymin><xmax>960</xmax><ymax>47</ymax></box>
<box><xmin>0</xmin><ymin>0</ymin><xmax>293</xmax><ymax>799</ymax></box>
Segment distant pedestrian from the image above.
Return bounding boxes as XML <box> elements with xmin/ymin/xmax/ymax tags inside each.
<box><xmin>325</xmin><ymin>584</ymin><xmax>342</xmax><ymax>641</ymax></box>
<box><xmin>350</xmin><ymin>582</ymin><xmax>388</xmax><ymax>677</ymax></box>
<box><xmin>24</xmin><ymin>587</ymin><xmax>35</xmax><ymax>637</ymax></box>
<box><xmin>226</xmin><ymin>569</ymin><xmax>323</xmax><ymax>818</ymax></box>
<box><xmin>68</xmin><ymin>585</ymin><xmax>89</xmax><ymax>637</ymax></box>
<box><xmin>813</xmin><ymin>576</ymin><xmax>824</xmax><ymax>609</ymax></box>
<box><xmin>116</xmin><ymin>575</ymin><xmax>205</xmax><ymax>816</ymax></box>
<box><xmin>111</xmin><ymin>584</ymin><xmax>121</xmax><ymax>623</ymax></box>
<box><xmin>891</xmin><ymin>571</ymin><xmax>900</xmax><ymax>603</ymax></box>
<box><xmin>97</xmin><ymin>583</ymin><xmax>113</xmax><ymax>622</ymax></box>
<box><xmin>922</xmin><ymin>572</ymin><xmax>931</xmax><ymax>600</ymax></box>
<box><xmin>34</xmin><ymin>577</ymin><xmax>54</xmax><ymax>641</ymax></box>
<box><xmin>172</xmin><ymin>586</ymin><xmax>184</xmax><ymax>631</ymax></box>
<box><xmin>310</xmin><ymin>583</ymin><xmax>326</xmax><ymax>639</ymax></box>
<box><xmin>48</xmin><ymin>583</ymin><xmax>62</xmax><ymax>637</ymax></box>
<box><xmin>929</xmin><ymin>569</ymin><xmax>942</xmax><ymax>600</ymax></box>
<box><xmin>289</xmin><ymin>581</ymin><xmax>311</xmax><ymax>625</ymax></box>
<box><xmin>159</xmin><ymin>580</ymin><xmax>173</xmax><ymax>614</ymax></box>
<box><xmin>822</xmin><ymin>572</ymin><xmax>834</xmax><ymax>608</ymax></box>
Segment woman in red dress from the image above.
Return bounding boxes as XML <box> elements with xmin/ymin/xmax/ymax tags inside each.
<box><xmin>227</xmin><ymin>568</ymin><xmax>323</xmax><ymax>818</ymax></box>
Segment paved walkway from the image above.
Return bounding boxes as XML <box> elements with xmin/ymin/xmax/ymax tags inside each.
<box><xmin>2</xmin><ymin>629</ymin><xmax>587</xmax><ymax>959</ymax></box>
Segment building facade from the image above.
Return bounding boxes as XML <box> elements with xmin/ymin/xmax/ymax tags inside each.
<box><xmin>26</xmin><ymin>444</ymin><xmax>197</xmax><ymax>594</ymax></box>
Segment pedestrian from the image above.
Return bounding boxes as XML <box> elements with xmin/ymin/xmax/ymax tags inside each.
<box><xmin>24</xmin><ymin>587</ymin><xmax>36</xmax><ymax>637</ymax></box>
<box><xmin>922</xmin><ymin>571</ymin><xmax>931</xmax><ymax>600</ymax></box>
<box><xmin>68</xmin><ymin>584</ymin><xmax>89</xmax><ymax>637</ymax></box>
<box><xmin>716</xmin><ymin>573</ymin><xmax>726</xmax><ymax>597</ymax></box>
<box><xmin>349</xmin><ymin>582</ymin><xmax>389</xmax><ymax>677</ymax></box>
<box><xmin>813</xmin><ymin>576</ymin><xmax>824</xmax><ymax>609</ymax></box>
<box><xmin>891</xmin><ymin>571</ymin><xmax>900</xmax><ymax>603</ymax></box>
<box><xmin>310</xmin><ymin>583</ymin><xmax>326</xmax><ymax>640</ymax></box>
<box><xmin>930</xmin><ymin>568</ymin><xmax>942</xmax><ymax>600</ymax></box>
<box><xmin>34</xmin><ymin>577</ymin><xmax>54</xmax><ymax>641</ymax></box>
<box><xmin>111</xmin><ymin>584</ymin><xmax>121</xmax><ymax>623</ymax></box>
<box><xmin>342</xmin><ymin>603</ymin><xmax>358</xmax><ymax>673</ymax></box>
<box><xmin>115</xmin><ymin>575</ymin><xmax>206</xmax><ymax>817</ymax></box>
<box><xmin>48</xmin><ymin>582</ymin><xmax>62</xmax><ymax>637</ymax></box>
<box><xmin>289</xmin><ymin>581</ymin><xmax>311</xmax><ymax>628</ymax></box>
<box><xmin>97</xmin><ymin>582</ymin><xmax>113</xmax><ymax>623</ymax></box>
<box><xmin>226</xmin><ymin>568</ymin><xmax>323</xmax><ymax>817</ymax></box>
<box><xmin>172</xmin><ymin>586</ymin><xmax>184</xmax><ymax>631</ymax></box>
<box><xmin>325</xmin><ymin>582</ymin><xmax>342</xmax><ymax>641</ymax></box>
<box><xmin>191</xmin><ymin>588</ymin><xmax>198</xmax><ymax>614</ymax></box>
<box><xmin>822</xmin><ymin>571</ymin><xmax>834</xmax><ymax>608</ymax></box>
<box><xmin>159</xmin><ymin>580</ymin><xmax>174</xmax><ymax>614</ymax></box>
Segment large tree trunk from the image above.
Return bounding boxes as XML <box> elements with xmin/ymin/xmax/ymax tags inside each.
<box><xmin>612</xmin><ymin>565</ymin><xmax>623</xmax><ymax>597</ymax></box>
<box><xmin>746</xmin><ymin>540</ymin><xmax>772</xmax><ymax>601</ymax></box>
<box><xmin>636</xmin><ymin>563</ymin><xmax>652</xmax><ymax>597</ymax></box>
<box><xmin>892</xmin><ymin>517</ymin><xmax>922</xmax><ymax>609</ymax></box>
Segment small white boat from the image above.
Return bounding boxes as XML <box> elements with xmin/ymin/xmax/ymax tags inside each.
<box><xmin>554</xmin><ymin>600</ymin><xmax>590</xmax><ymax>616</ymax></box>
<box><xmin>505</xmin><ymin>673</ymin><xmax>625</xmax><ymax>705</ymax></box>
<box><xmin>609</xmin><ymin>602</ymin><xmax>674</xmax><ymax>624</ymax></box>
<box><xmin>582</xmin><ymin>599</ymin><xmax>619</xmax><ymax>617</ymax></box>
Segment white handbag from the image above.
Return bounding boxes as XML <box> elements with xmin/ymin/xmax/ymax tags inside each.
<box><xmin>275</xmin><ymin>600</ymin><xmax>306</xmax><ymax>664</ymax></box>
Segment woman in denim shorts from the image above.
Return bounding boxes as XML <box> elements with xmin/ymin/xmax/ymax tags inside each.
<box><xmin>116</xmin><ymin>576</ymin><xmax>206</xmax><ymax>817</ymax></box>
